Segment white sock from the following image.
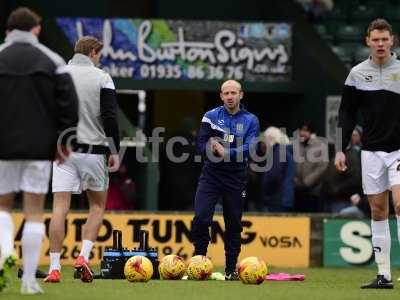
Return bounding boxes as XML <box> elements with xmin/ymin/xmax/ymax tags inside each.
<box><xmin>0</xmin><ymin>211</ymin><xmax>14</xmax><ymax>258</ymax></box>
<box><xmin>371</xmin><ymin>219</ymin><xmax>391</xmax><ymax>281</ymax></box>
<box><xmin>49</xmin><ymin>252</ymin><xmax>61</xmax><ymax>272</ymax></box>
<box><xmin>21</xmin><ymin>222</ymin><xmax>45</xmax><ymax>283</ymax></box>
<box><xmin>0</xmin><ymin>212</ymin><xmax>14</xmax><ymax>270</ymax></box>
<box><xmin>79</xmin><ymin>240</ymin><xmax>94</xmax><ymax>261</ymax></box>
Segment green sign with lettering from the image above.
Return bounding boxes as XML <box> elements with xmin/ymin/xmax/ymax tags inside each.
<box><xmin>323</xmin><ymin>219</ymin><xmax>400</xmax><ymax>267</ymax></box>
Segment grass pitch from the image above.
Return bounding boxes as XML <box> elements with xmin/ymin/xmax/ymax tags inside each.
<box><xmin>2</xmin><ymin>267</ymin><xmax>399</xmax><ymax>300</ymax></box>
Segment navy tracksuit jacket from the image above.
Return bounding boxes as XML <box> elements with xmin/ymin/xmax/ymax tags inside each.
<box><xmin>191</xmin><ymin>105</ymin><xmax>259</xmax><ymax>272</ymax></box>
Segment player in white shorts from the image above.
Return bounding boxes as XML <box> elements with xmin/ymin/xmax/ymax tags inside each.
<box><xmin>336</xmin><ymin>19</ymin><xmax>400</xmax><ymax>289</ymax></box>
<box><xmin>44</xmin><ymin>36</ymin><xmax>120</xmax><ymax>283</ymax></box>
<box><xmin>0</xmin><ymin>8</ymin><xmax>79</xmax><ymax>295</ymax></box>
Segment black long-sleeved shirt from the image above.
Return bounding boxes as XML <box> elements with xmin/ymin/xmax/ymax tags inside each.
<box><xmin>0</xmin><ymin>30</ymin><xmax>79</xmax><ymax>160</ymax></box>
<box><xmin>338</xmin><ymin>54</ymin><xmax>400</xmax><ymax>153</ymax></box>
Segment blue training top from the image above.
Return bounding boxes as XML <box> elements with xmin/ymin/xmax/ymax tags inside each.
<box><xmin>197</xmin><ymin>105</ymin><xmax>260</xmax><ymax>171</ymax></box>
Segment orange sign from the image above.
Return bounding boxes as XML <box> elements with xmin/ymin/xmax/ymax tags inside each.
<box><xmin>12</xmin><ymin>213</ymin><xmax>310</xmax><ymax>267</ymax></box>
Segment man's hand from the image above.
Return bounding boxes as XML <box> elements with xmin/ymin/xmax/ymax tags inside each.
<box><xmin>213</xmin><ymin>142</ymin><xmax>225</xmax><ymax>157</ymax></box>
<box><xmin>210</xmin><ymin>138</ymin><xmax>225</xmax><ymax>157</ymax></box>
<box><xmin>350</xmin><ymin>193</ymin><xmax>361</xmax><ymax>206</ymax></box>
<box><xmin>335</xmin><ymin>151</ymin><xmax>347</xmax><ymax>172</ymax></box>
<box><xmin>108</xmin><ymin>154</ymin><xmax>120</xmax><ymax>173</ymax></box>
<box><xmin>55</xmin><ymin>145</ymin><xmax>71</xmax><ymax>165</ymax></box>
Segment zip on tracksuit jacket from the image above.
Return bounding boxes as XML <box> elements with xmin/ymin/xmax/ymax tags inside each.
<box><xmin>197</xmin><ymin>105</ymin><xmax>260</xmax><ymax>173</ymax></box>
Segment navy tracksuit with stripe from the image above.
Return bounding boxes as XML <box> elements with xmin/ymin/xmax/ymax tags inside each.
<box><xmin>191</xmin><ymin>105</ymin><xmax>259</xmax><ymax>272</ymax></box>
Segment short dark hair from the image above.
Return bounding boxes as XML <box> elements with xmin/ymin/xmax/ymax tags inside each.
<box><xmin>6</xmin><ymin>7</ymin><xmax>41</xmax><ymax>31</ymax></box>
<box><xmin>74</xmin><ymin>36</ymin><xmax>103</xmax><ymax>56</ymax></box>
<box><xmin>367</xmin><ymin>18</ymin><xmax>393</xmax><ymax>36</ymax></box>
<box><xmin>300</xmin><ymin>121</ymin><xmax>314</xmax><ymax>133</ymax></box>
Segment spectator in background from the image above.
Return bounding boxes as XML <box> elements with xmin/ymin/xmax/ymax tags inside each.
<box><xmin>106</xmin><ymin>164</ymin><xmax>136</xmax><ymax>210</ymax></box>
<box><xmin>338</xmin><ymin>126</ymin><xmax>368</xmax><ymax>217</ymax></box>
<box><xmin>297</xmin><ymin>0</ymin><xmax>334</xmax><ymax>22</ymax></box>
<box><xmin>245</xmin><ymin>166</ymin><xmax>263</xmax><ymax>211</ymax></box>
<box><xmin>339</xmin><ymin>193</ymin><xmax>370</xmax><ymax>218</ymax></box>
<box><xmin>261</xmin><ymin>127</ymin><xmax>295</xmax><ymax>212</ymax></box>
<box><xmin>321</xmin><ymin>127</ymin><xmax>363</xmax><ymax>213</ymax></box>
<box><xmin>293</xmin><ymin>122</ymin><xmax>329</xmax><ymax>212</ymax></box>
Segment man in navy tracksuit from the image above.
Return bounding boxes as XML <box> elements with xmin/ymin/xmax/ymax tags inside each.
<box><xmin>191</xmin><ymin>80</ymin><xmax>260</xmax><ymax>280</ymax></box>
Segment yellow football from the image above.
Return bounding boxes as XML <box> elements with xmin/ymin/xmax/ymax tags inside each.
<box><xmin>124</xmin><ymin>255</ymin><xmax>153</xmax><ymax>282</ymax></box>
<box><xmin>159</xmin><ymin>255</ymin><xmax>187</xmax><ymax>280</ymax></box>
<box><xmin>238</xmin><ymin>257</ymin><xmax>267</xmax><ymax>285</ymax></box>
<box><xmin>186</xmin><ymin>255</ymin><xmax>213</xmax><ymax>280</ymax></box>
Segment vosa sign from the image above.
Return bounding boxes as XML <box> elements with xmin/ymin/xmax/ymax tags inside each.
<box><xmin>12</xmin><ymin>213</ymin><xmax>310</xmax><ymax>267</ymax></box>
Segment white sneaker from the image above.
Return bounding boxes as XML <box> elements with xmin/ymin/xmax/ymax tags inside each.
<box><xmin>21</xmin><ymin>280</ymin><xmax>44</xmax><ymax>295</ymax></box>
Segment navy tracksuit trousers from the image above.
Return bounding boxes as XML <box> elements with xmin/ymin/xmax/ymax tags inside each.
<box><xmin>191</xmin><ymin>165</ymin><xmax>247</xmax><ymax>272</ymax></box>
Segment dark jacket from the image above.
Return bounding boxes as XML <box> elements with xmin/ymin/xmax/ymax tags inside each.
<box><xmin>321</xmin><ymin>146</ymin><xmax>362</xmax><ymax>201</ymax></box>
<box><xmin>262</xmin><ymin>144</ymin><xmax>295</xmax><ymax>210</ymax></box>
<box><xmin>0</xmin><ymin>30</ymin><xmax>78</xmax><ymax>160</ymax></box>
<box><xmin>294</xmin><ymin>135</ymin><xmax>329</xmax><ymax>196</ymax></box>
